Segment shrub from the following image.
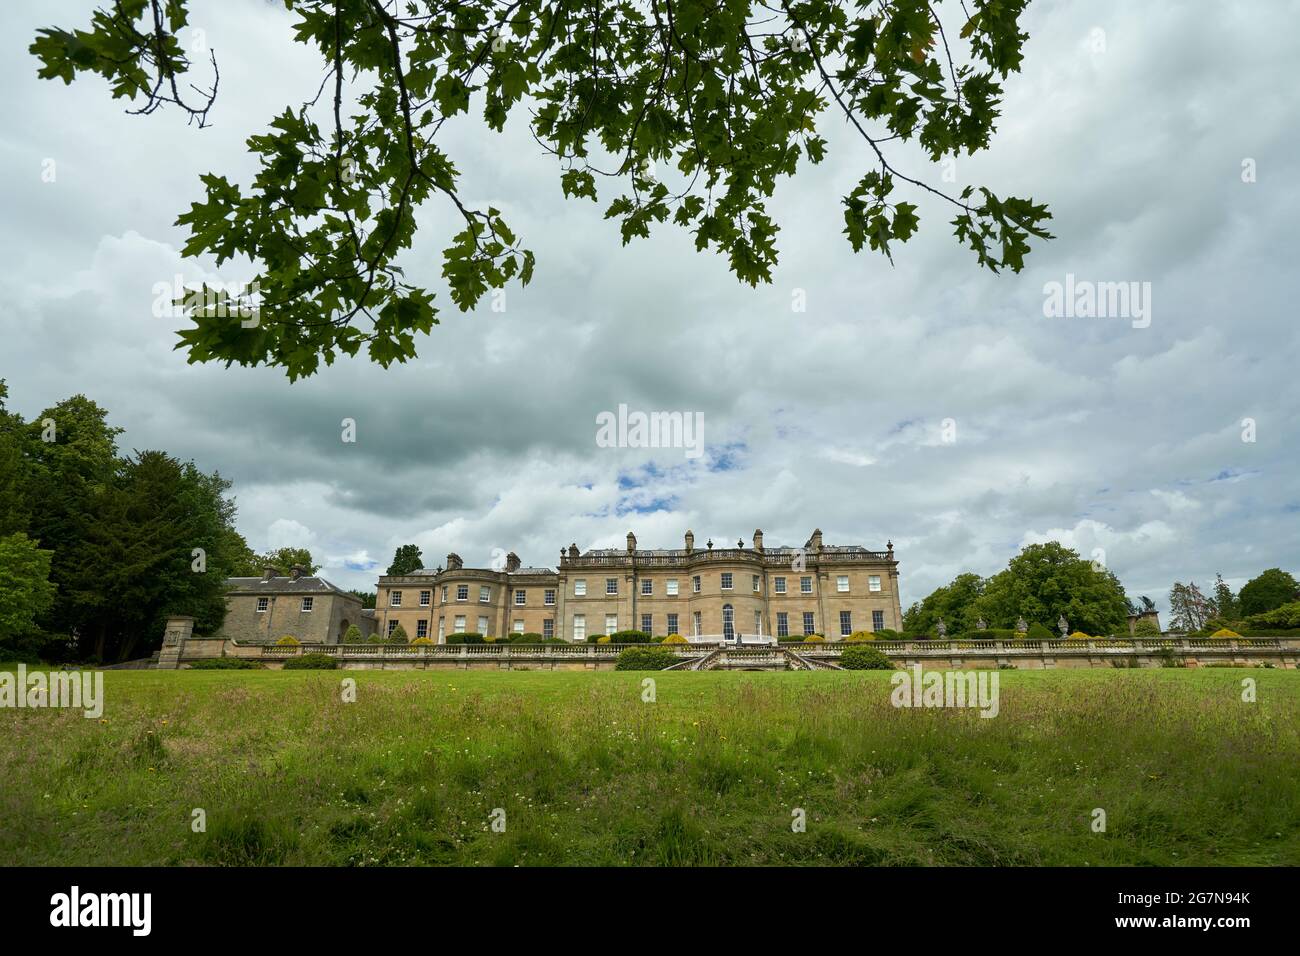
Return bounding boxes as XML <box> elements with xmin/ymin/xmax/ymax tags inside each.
<box><xmin>446</xmin><ymin>632</ymin><xmax>485</xmax><ymax>645</ymax></box>
<box><xmin>387</xmin><ymin>625</ymin><xmax>409</xmax><ymax>645</ymax></box>
<box><xmin>282</xmin><ymin>653</ymin><xmax>338</xmax><ymax>670</ymax></box>
<box><xmin>613</xmin><ymin>647</ymin><xmax>678</xmax><ymax>670</ymax></box>
<box><xmin>609</xmin><ymin>630</ymin><xmax>651</xmax><ymax>644</ymax></box>
<box><xmin>844</xmin><ymin>631</ymin><xmax>876</xmax><ymax>643</ymax></box>
<box><xmin>596</xmin><ymin>636</ymin><xmax>612</xmax><ymax>644</ymax></box>
<box><xmin>511</xmin><ymin>632</ymin><xmax>545</xmax><ymax>644</ymax></box>
<box><xmin>188</xmin><ymin>658</ymin><xmax>262</xmax><ymax>670</ymax></box>
<box><xmin>1067</xmin><ymin>631</ymin><xmax>1092</xmax><ymax>641</ymax></box>
<box><xmin>662</xmin><ymin>633</ymin><xmax>688</xmax><ymax>644</ymax></box>
<box><xmin>366</xmin><ymin>633</ymin><xmax>384</xmax><ymax>644</ymax></box>
<box><xmin>586</xmin><ymin>634</ymin><xmax>606</xmax><ymax>644</ymax></box>
<box><xmin>1245</xmin><ymin>600</ymin><xmax>1300</xmax><ymax>630</ymax></box>
<box><xmin>956</xmin><ymin>628</ymin><xmax>1017</xmax><ymax>642</ymax></box>
<box><xmin>343</xmin><ymin>624</ymin><xmax>363</xmax><ymax>644</ymax></box>
<box><xmin>411</xmin><ymin>636</ymin><xmax>434</xmax><ymax>645</ymax></box>
<box><xmin>275</xmin><ymin>635</ymin><xmax>301</xmax><ymax>646</ymax></box>
<box><xmin>1132</xmin><ymin>618</ymin><xmax>1161</xmax><ymax>637</ymax></box>
<box><xmin>1026</xmin><ymin>623</ymin><xmax>1054</xmax><ymax>641</ymax></box>
<box><xmin>839</xmin><ymin>645</ymin><xmax>892</xmax><ymax>670</ymax></box>
<box><xmin>1210</xmin><ymin>627</ymin><xmax>1241</xmax><ymax>638</ymax></box>
<box><xmin>803</xmin><ymin>635</ymin><xmax>825</xmax><ymax>643</ymax></box>
<box><xmin>873</xmin><ymin>628</ymin><xmax>906</xmax><ymax>641</ymax></box>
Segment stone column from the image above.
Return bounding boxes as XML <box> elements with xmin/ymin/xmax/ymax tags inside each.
<box><xmin>156</xmin><ymin>615</ymin><xmax>195</xmax><ymax>669</ymax></box>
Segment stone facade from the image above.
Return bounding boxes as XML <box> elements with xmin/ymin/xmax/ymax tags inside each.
<box><xmin>375</xmin><ymin>529</ymin><xmax>903</xmax><ymax>643</ymax></box>
<box><xmin>222</xmin><ymin>566</ymin><xmax>373</xmax><ymax>644</ymax></box>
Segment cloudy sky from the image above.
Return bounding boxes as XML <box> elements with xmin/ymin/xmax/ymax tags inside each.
<box><xmin>3</xmin><ymin>0</ymin><xmax>1297</xmax><ymax>617</ymax></box>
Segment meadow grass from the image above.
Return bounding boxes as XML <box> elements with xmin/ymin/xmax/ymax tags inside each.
<box><xmin>1</xmin><ymin>666</ymin><xmax>1297</xmax><ymax>866</ymax></box>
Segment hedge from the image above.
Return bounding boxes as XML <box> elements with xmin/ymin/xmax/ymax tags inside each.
<box><xmin>839</xmin><ymin>645</ymin><xmax>893</xmax><ymax>670</ymax></box>
<box><xmin>282</xmin><ymin>653</ymin><xmax>338</xmax><ymax>670</ymax></box>
<box><xmin>446</xmin><ymin>632</ymin><xmax>486</xmax><ymax>645</ymax></box>
<box><xmin>613</xmin><ymin>647</ymin><xmax>678</xmax><ymax>670</ymax></box>
<box><xmin>275</xmin><ymin>635</ymin><xmax>301</xmax><ymax>646</ymax></box>
<box><xmin>187</xmin><ymin>658</ymin><xmax>262</xmax><ymax>670</ymax></box>
<box><xmin>608</xmin><ymin>630</ymin><xmax>652</xmax><ymax>644</ymax></box>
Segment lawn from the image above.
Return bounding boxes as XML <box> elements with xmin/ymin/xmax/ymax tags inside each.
<box><xmin>1</xmin><ymin>667</ymin><xmax>1297</xmax><ymax>866</ymax></box>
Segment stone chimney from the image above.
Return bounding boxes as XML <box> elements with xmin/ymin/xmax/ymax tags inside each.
<box><xmin>446</xmin><ymin>552</ymin><xmax>463</xmax><ymax>571</ymax></box>
<box><xmin>262</xmin><ymin>565</ymin><xmax>278</xmax><ymax>582</ymax></box>
<box><xmin>684</xmin><ymin>529</ymin><xmax>695</xmax><ymax>553</ymax></box>
<box><xmin>752</xmin><ymin>529</ymin><xmax>764</xmax><ymax>552</ymax></box>
<box><xmin>807</xmin><ymin>528</ymin><xmax>823</xmax><ymax>552</ymax></box>
<box><xmin>626</xmin><ymin>531</ymin><xmax>637</xmax><ymax>552</ymax></box>
<box><xmin>505</xmin><ymin>551</ymin><xmax>521</xmax><ymax>573</ymax></box>
<box><xmin>289</xmin><ymin>565</ymin><xmax>306</xmax><ymax>581</ymax></box>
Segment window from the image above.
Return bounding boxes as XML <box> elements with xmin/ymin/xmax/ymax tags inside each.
<box><xmin>477</xmin><ymin>615</ymin><xmax>489</xmax><ymax>634</ymax></box>
<box><xmin>456</xmin><ymin>585</ymin><xmax>469</xmax><ymax>601</ymax></box>
<box><xmin>641</xmin><ymin>578</ymin><xmax>652</xmax><ymax>596</ymax></box>
<box><xmin>692</xmin><ymin>576</ymin><xmax>701</xmax><ymax>593</ymax></box>
<box><xmin>514</xmin><ymin>589</ymin><xmax>526</xmax><ymax>606</ymax></box>
<box><xmin>777</xmin><ymin>612</ymin><xmax>789</xmax><ymax>637</ymax></box>
<box><xmin>803</xmin><ymin>612</ymin><xmax>815</xmax><ymax>636</ymax></box>
<box><xmin>872</xmin><ymin>610</ymin><xmax>885</xmax><ymax>632</ymax></box>
<box><xmin>390</xmin><ymin>591</ymin><xmax>402</xmax><ymax>607</ymax></box>
<box><xmin>840</xmin><ymin>610</ymin><xmax>852</xmax><ymax>636</ymax></box>
<box><xmin>666</xmin><ymin>578</ymin><xmax>679</xmax><ymax>596</ymax></box>
<box><xmin>454</xmin><ymin>615</ymin><xmax>466</xmax><ymax>633</ymax></box>
<box><xmin>437</xmin><ymin>618</ymin><xmax>445</xmax><ymax>642</ymax></box>
<box><xmin>573</xmin><ymin>614</ymin><xmax>586</xmax><ymax>641</ymax></box>
<box><xmin>419</xmin><ymin>590</ymin><xmax>431</xmax><ymax>607</ymax></box>
<box><xmin>869</xmin><ymin>575</ymin><xmax>882</xmax><ymax>592</ymax></box>
<box><xmin>440</xmin><ymin>585</ymin><xmax>448</xmax><ymax>602</ymax></box>
<box><xmin>605</xmin><ymin>614</ymin><xmax>618</xmax><ymax>634</ymax></box>
<box><xmin>720</xmin><ymin>572</ymin><xmax>733</xmax><ymax>590</ymax></box>
<box><xmin>693</xmin><ymin>611</ymin><xmax>702</xmax><ymax>636</ymax></box>
<box><xmin>722</xmin><ymin>604</ymin><xmax>735</xmax><ymax>640</ymax></box>
<box><xmin>513</xmin><ymin>619</ymin><xmax>524</xmax><ymax>633</ymax></box>
<box><xmin>837</xmin><ymin>575</ymin><xmax>849</xmax><ymax>593</ymax></box>
<box><xmin>543</xmin><ymin>619</ymin><xmax>554</xmax><ymax>639</ymax></box>
<box><xmin>544</xmin><ymin>589</ymin><xmax>555</xmax><ymax>606</ymax></box>
<box><xmin>480</xmin><ymin>585</ymin><xmax>491</xmax><ymax>603</ymax></box>
<box><xmin>752</xmin><ymin>575</ymin><xmax>761</xmax><ymax>592</ymax></box>
<box><xmin>256</xmin><ymin>596</ymin><xmax>269</xmax><ymax>613</ymax></box>
<box><xmin>301</xmin><ymin>597</ymin><xmax>314</xmax><ymax>612</ymax></box>
<box><xmin>605</xmin><ymin>578</ymin><xmax>618</xmax><ymax>595</ymax></box>
<box><xmin>667</xmin><ymin>613</ymin><xmax>678</xmax><ymax>635</ymax></box>
<box><xmin>387</xmin><ymin>620</ymin><xmax>398</xmax><ymax>636</ymax></box>
<box><xmin>800</xmin><ymin>576</ymin><xmax>813</xmax><ymax>594</ymax></box>
<box><xmin>416</xmin><ymin>619</ymin><xmax>428</xmax><ymax>639</ymax></box>
<box><xmin>641</xmin><ymin>614</ymin><xmax>652</xmax><ymax>633</ymax></box>
<box><xmin>574</xmin><ymin>579</ymin><xmax>587</xmax><ymax>596</ymax></box>
<box><xmin>774</xmin><ymin>576</ymin><xmax>786</xmax><ymax>594</ymax></box>
<box><xmin>755</xmin><ymin>610</ymin><xmax>763</xmax><ymax>634</ymax></box>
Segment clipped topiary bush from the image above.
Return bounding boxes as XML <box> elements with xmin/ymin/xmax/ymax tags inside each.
<box><xmin>446</xmin><ymin>632</ymin><xmax>486</xmax><ymax>645</ymax></box>
<box><xmin>343</xmin><ymin>624</ymin><xmax>363</xmax><ymax>644</ymax></box>
<box><xmin>387</xmin><ymin>625</ymin><xmax>409</xmax><ymax>645</ymax></box>
<box><xmin>803</xmin><ymin>635</ymin><xmax>825</xmax><ymax>643</ymax></box>
<box><xmin>275</xmin><ymin>635</ymin><xmax>301</xmax><ymax>646</ymax></box>
<box><xmin>596</xmin><ymin>635</ymin><xmax>612</xmax><ymax>644</ymax></box>
<box><xmin>613</xmin><ymin>647</ymin><xmax>678</xmax><ymax>670</ymax></box>
<box><xmin>609</xmin><ymin>630</ymin><xmax>652</xmax><ymax>644</ymax></box>
<box><xmin>1026</xmin><ymin>623</ymin><xmax>1054</xmax><ymax>641</ymax></box>
<box><xmin>1210</xmin><ymin>627</ymin><xmax>1241</xmax><ymax>638</ymax></box>
<box><xmin>411</xmin><ymin>636</ymin><xmax>434</xmax><ymax>645</ymax></box>
<box><xmin>585</xmin><ymin>634</ymin><xmax>606</xmax><ymax>644</ymax></box>
<box><xmin>661</xmin><ymin>633</ymin><xmax>688</xmax><ymax>644</ymax></box>
<box><xmin>1132</xmin><ymin>618</ymin><xmax>1161</xmax><ymax>637</ymax></box>
<box><xmin>844</xmin><ymin>631</ymin><xmax>876</xmax><ymax>643</ymax></box>
<box><xmin>873</xmin><ymin>628</ymin><xmax>906</xmax><ymax>641</ymax></box>
<box><xmin>1067</xmin><ymin>630</ymin><xmax>1092</xmax><ymax>641</ymax></box>
<box><xmin>282</xmin><ymin>653</ymin><xmax>338</xmax><ymax>670</ymax></box>
<box><xmin>366</xmin><ymin>633</ymin><xmax>384</xmax><ymax>644</ymax></box>
<box><xmin>188</xmin><ymin>658</ymin><xmax>263</xmax><ymax>670</ymax></box>
<box><xmin>839</xmin><ymin>645</ymin><xmax>893</xmax><ymax>670</ymax></box>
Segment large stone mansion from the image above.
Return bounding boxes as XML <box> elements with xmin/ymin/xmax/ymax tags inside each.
<box><xmin>374</xmin><ymin>529</ymin><xmax>903</xmax><ymax>643</ymax></box>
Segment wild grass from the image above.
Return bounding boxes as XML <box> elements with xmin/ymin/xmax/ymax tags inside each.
<box><xmin>1</xmin><ymin>667</ymin><xmax>1296</xmax><ymax>866</ymax></box>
